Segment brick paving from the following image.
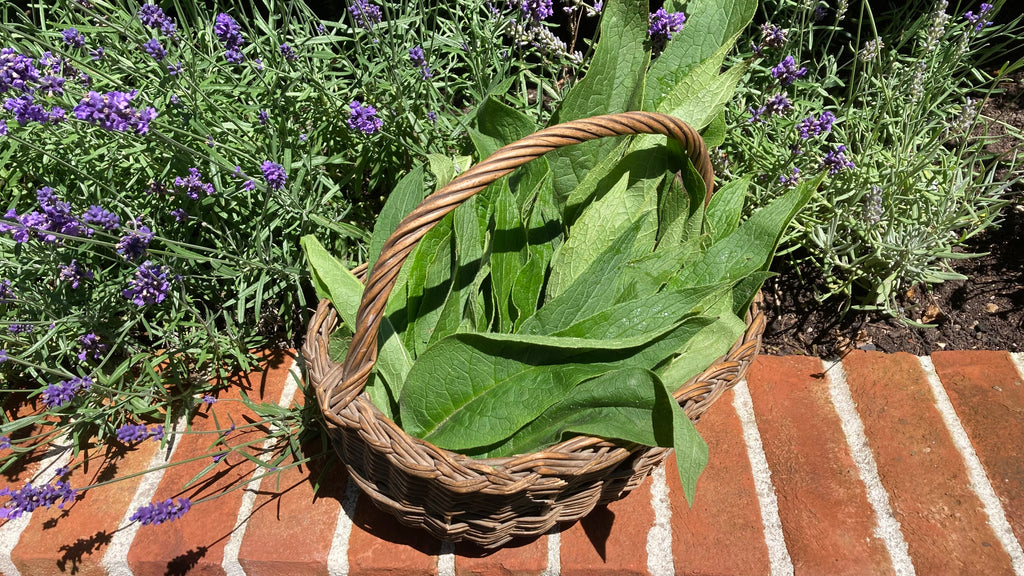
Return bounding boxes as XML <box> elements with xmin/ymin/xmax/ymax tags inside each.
<box><xmin>2</xmin><ymin>350</ymin><xmax>1023</xmax><ymax>576</ymax></box>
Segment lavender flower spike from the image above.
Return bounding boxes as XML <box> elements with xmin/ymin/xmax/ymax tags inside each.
<box><xmin>771</xmin><ymin>55</ymin><xmax>808</xmax><ymax>86</ymax></box>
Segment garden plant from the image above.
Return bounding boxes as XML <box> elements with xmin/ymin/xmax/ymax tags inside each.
<box><xmin>0</xmin><ymin>0</ymin><xmax>1018</xmax><ymax>536</ymax></box>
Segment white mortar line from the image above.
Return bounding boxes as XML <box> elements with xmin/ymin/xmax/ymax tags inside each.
<box><xmin>918</xmin><ymin>355</ymin><xmax>1024</xmax><ymax>575</ymax></box>
<box><xmin>326</xmin><ymin>478</ymin><xmax>360</xmax><ymax>576</ymax></box>
<box><xmin>646</xmin><ymin>464</ymin><xmax>674</xmax><ymax>576</ymax></box>
<box><xmin>826</xmin><ymin>360</ymin><xmax>915</xmax><ymax>576</ymax></box>
<box><xmin>222</xmin><ymin>358</ymin><xmax>303</xmax><ymax>576</ymax></box>
<box><xmin>0</xmin><ymin>436</ymin><xmax>74</xmax><ymax>576</ymax></box>
<box><xmin>732</xmin><ymin>381</ymin><xmax>794</xmax><ymax>576</ymax></box>
<box><xmin>541</xmin><ymin>525</ymin><xmax>561</xmax><ymax>576</ymax></box>
<box><xmin>102</xmin><ymin>416</ymin><xmax>188</xmax><ymax>576</ymax></box>
<box><xmin>437</xmin><ymin>541</ymin><xmax>456</xmax><ymax>576</ymax></box>
<box><xmin>1012</xmin><ymin>353</ymin><xmax>1024</xmax><ymax>381</ymax></box>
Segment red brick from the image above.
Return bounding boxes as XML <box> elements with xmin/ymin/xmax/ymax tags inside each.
<box><xmin>560</xmin><ymin>475</ymin><xmax>654</xmax><ymax>576</ymax></box>
<box><xmin>930</xmin><ymin>350</ymin><xmax>1024</xmax><ymax>541</ymax></box>
<box><xmin>455</xmin><ymin>534</ymin><xmax>548</xmax><ymax>576</ymax></box>
<box><xmin>347</xmin><ymin>493</ymin><xmax>440</xmax><ymax>576</ymax></box>
<box><xmin>11</xmin><ymin>441</ymin><xmax>160</xmax><ymax>576</ymax></box>
<box><xmin>842</xmin><ymin>351</ymin><xmax>1013</xmax><ymax>574</ymax></box>
<box><xmin>0</xmin><ymin>401</ymin><xmax>54</xmax><ymax>530</ymax></box>
<box><xmin>125</xmin><ymin>351</ymin><xmax>295</xmax><ymax>576</ymax></box>
<box><xmin>745</xmin><ymin>355</ymin><xmax>894</xmax><ymax>576</ymax></box>
<box><xmin>237</xmin><ymin>436</ymin><xmax>346</xmax><ymax>576</ymax></box>
<box><xmin>669</xmin><ymin>389</ymin><xmax>771</xmax><ymax>576</ymax></box>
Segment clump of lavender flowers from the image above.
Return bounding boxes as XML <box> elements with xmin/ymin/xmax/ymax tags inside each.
<box><xmin>116</xmin><ymin>423</ymin><xmax>165</xmax><ymax>443</ymax></box>
<box><xmin>771</xmin><ymin>55</ymin><xmax>807</xmax><ymax>86</ymax></box>
<box><xmin>62</xmin><ymin>28</ymin><xmax>86</xmax><ymax>49</ymax></box>
<box><xmin>41</xmin><ymin>376</ymin><xmax>93</xmax><ymax>408</ymax></box>
<box><xmin>138</xmin><ymin>3</ymin><xmax>178</xmax><ymax>37</ymax></box>
<box><xmin>116</xmin><ymin>225</ymin><xmax>154</xmax><ymax>261</ymax></box>
<box><xmin>214</xmin><ymin>13</ymin><xmax>246</xmax><ymax>63</ymax></box>
<box><xmin>143</xmin><ymin>38</ymin><xmax>167</xmax><ymax>62</ymax></box>
<box><xmin>123</xmin><ymin>261</ymin><xmax>171</xmax><ymax>306</ymax></box>
<box><xmin>518</xmin><ymin>0</ymin><xmax>555</xmax><ymax>22</ymax></box>
<box><xmin>0</xmin><ymin>480</ymin><xmax>77</xmax><ymax>520</ymax></box>
<box><xmin>348</xmin><ymin>0</ymin><xmax>383</xmax><ymax>30</ymax></box>
<box><xmin>77</xmin><ymin>332</ymin><xmax>107</xmax><ymax>361</ymax></box>
<box><xmin>81</xmin><ymin>206</ymin><xmax>120</xmax><ymax>231</ymax></box>
<box><xmin>648</xmin><ymin>8</ymin><xmax>686</xmax><ymax>47</ymax></box>
<box><xmin>173</xmin><ymin>167</ymin><xmax>215</xmax><ymax>199</ymax></box>
<box><xmin>347</xmin><ymin>100</ymin><xmax>382</xmax><ymax>134</ymax></box>
<box><xmin>963</xmin><ymin>3</ymin><xmax>994</xmax><ymax>33</ymax></box>
<box><xmin>821</xmin><ymin>145</ymin><xmax>855</xmax><ymax>175</ymax></box>
<box><xmin>59</xmin><ymin>260</ymin><xmax>94</xmax><ymax>289</ymax></box>
<box><xmin>749</xmin><ymin>93</ymin><xmax>793</xmax><ymax>123</ymax></box>
<box><xmin>797</xmin><ymin>111</ymin><xmax>836</xmax><ymax>139</ymax></box>
<box><xmin>279</xmin><ymin>43</ymin><xmax>298</xmax><ymax>62</ymax></box>
<box><xmin>73</xmin><ymin>90</ymin><xmax>158</xmax><ymax>134</ymax></box>
<box><xmin>261</xmin><ymin>161</ymin><xmax>287</xmax><ymax>190</ymax></box>
<box><xmin>408</xmin><ymin>46</ymin><xmax>432</xmax><ymax>80</ymax></box>
<box><xmin>753</xmin><ymin>23</ymin><xmax>787</xmax><ymax>55</ymax></box>
<box><xmin>130</xmin><ymin>497</ymin><xmax>191</xmax><ymax>526</ymax></box>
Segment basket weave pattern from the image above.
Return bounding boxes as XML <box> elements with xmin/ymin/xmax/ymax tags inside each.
<box><xmin>304</xmin><ymin>111</ymin><xmax>766</xmax><ymax>548</ymax></box>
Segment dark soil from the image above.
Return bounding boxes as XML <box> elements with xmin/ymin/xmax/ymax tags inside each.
<box><xmin>760</xmin><ymin>75</ymin><xmax>1024</xmax><ymax>358</ymax></box>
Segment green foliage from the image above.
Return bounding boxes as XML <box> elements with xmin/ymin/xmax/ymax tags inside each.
<box><xmin>720</xmin><ymin>0</ymin><xmax>1022</xmax><ymax>316</ymax></box>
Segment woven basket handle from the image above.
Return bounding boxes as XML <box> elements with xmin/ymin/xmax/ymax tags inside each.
<box><xmin>324</xmin><ymin>111</ymin><xmax>713</xmax><ymax>414</ymax></box>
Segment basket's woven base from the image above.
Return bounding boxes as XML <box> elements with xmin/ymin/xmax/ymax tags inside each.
<box><xmin>330</xmin><ymin>421</ymin><xmax>672</xmax><ymax>547</ymax></box>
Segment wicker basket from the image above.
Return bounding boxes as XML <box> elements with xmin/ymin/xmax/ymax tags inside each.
<box><xmin>303</xmin><ymin>111</ymin><xmax>765</xmax><ymax>549</ymax></box>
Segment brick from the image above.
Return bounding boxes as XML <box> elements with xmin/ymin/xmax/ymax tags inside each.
<box><xmin>560</xmin><ymin>475</ymin><xmax>654</xmax><ymax>576</ymax></box>
<box><xmin>842</xmin><ymin>351</ymin><xmax>1013</xmax><ymax>574</ymax></box>
<box><xmin>669</xmin><ymin>389</ymin><xmax>771</xmax><ymax>576</ymax></box>
<box><xmin>237</xmin><ymin>436</ymin><xmax>346</xmax><ymax>576</ymax></box>
<box><xmin>11</xmin><ymin>441</ymin><xmax>160</xmax><ymax>576</ymax></box>
<box><xmin>125</xmin><ymin>351</ymin><xmax>295</xmax><ymax>576</ymax></box>
<box><xmin>347</xmin><ymin>492</ymin><xmax>440</xmax><ymax>576</ymax></box>
<box><xmin>745</xmin><ymin>355</ymin><xmax>894</xmax><ymax>576</ymax></box>
<box><xmin>0</xmin><ymin>400</ymin><xmax>54</xmax><ymax>530</ymax></box>
<box><xmin>455</xmin><ymin>534</ymin><xmax>548</xmax><ymax>576</ymax></box>
<box><xmin>930</xmin><ymin>351</ymin><xmax>1024</xmax><ymax>541</ymax></box>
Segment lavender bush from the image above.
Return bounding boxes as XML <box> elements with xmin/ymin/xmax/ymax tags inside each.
<box><xmin>719</xmin><ymin>0</ymin><xmax>1021</xmax><ymax>318</ymax></box>
<box><xmin>0</xmin><ymin>0</ymin><xmax>581</xmax><ymax>521</ymax></box>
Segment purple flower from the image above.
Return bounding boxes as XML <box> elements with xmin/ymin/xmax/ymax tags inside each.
<box><xmin>0</xmin><ymin>435</ymin><xmax>9</xmax><ymax>448</ymax></box>
<box><xmin>760</xmin><ymin>23</ymin><xmax>787</xmax><ymax>49</ymax></box>
<box><xmin>143</xmin><ymin>38</ymin><xmax>166</xmax><ymax>62</ymax></box>
<box><xmin>770</xmin><ymin>55</ymin><xmax>807</xmax><ymax>86</ymax></box>
<box><xmin>347</xmin><ymin>100</ymin><xmax>382</xmax><ymax>134</ymax></box>
<box><xmin>81</xmin><ymin>206</ymin><xmax>121</xmax><ymax>231</ymax></box>
<box><xmin>167</xmin><ymin>61</ymin><xmax>183</xmax><ymax>75</ymax></box>
<box><xmin>173</xmin><ymin>167</ymin><xmax>215</xmax><ymax>199</ymax></box>
<box><xmin>0</xmin><ymin>480</ymin><xmax>77</xmax><ymax>520</ymax></box>
<box><xmin>257</xmin><ymin>109</ymin><xmax>269</xmax><ymax>125</ymax></box>
<box><xmin>38</xmin><ymin>75</ymin><xmax>65</xmax><ymax>97</ymax></box>
<box><xmin>0</xmin><ymin>119</ymin><xmax>7</xmax><ymax>135</ymax></box>
<box><xmin>73</xmin><ymin>90</ymin><xmax>158</xmax><ymax>134</ymax></box>
<box><xmin>299</xmin><ymin>133</ymin><xmax>307</xmax><ymax>142</ymax></box>
<box><xmin>797</xmin><ymin>111</ymin><xmax>836</xmax><ymax>139</ymax></box>
<box><xmin>139</xmin><ymin>3</ymin><xmax>178</xmax><ymax>37</ymax></box>
<box><xmin>778</xmin><ymin>166</ymin><xmax>800</xmax><ymax>186</ymax></box>
<box><xmin>116</xmin><ymin>423</ymin><xmax>164</xmax><ymax>443</ymax></box>
<box><xmin>648</xmin><ymin>8</ymin><xmax>686</xmax><ymax>41</ymax></box>
<box><xmin>170</xmin><ymin>208</ymin><xmax>189</xmax><ymax>222</ymax></box>
<box><xmin>519</xmin><ymin>0</ymin><xmax>554</xmax><ymax>22</ymax></box>
<box><xmin>90</xmin><ymin>47</ymin><xmax>105</xmax><ymax>60</ymax></box>
<box><xmin>279</xmin><ymin>43</ymin><xmax>298</xmax><ymax>62</ymax></box>
<box><xmin>41</xmin><ymin>376</ymin><xmax>93</xmax><ymax>408</ymax></box>
<box><xmin>348</xmin><ymin>0</ymin><xmax>383</xmax><ymax>29</ymax></box>
<box><xmin>0</xmin><ymin>48</ymin><xmax>40</xmax><ymax>93</ymax></box>
<box><xmin>76</xmin><ymin>333</ymin><xmax>107</xmax><ymax>361</ymax></box>
<box><xmin>408</xmin><ymin>46</ymin><xmax>432</xmax><ymax>79</ymax></box>
<box><xmin>116</xmin><ymin>226</ymin><xmax>153</xmax><ymax>261</ymax></box>
<box><xmin>59</xmin><ymin>260</ymin><xmax>94</xmax><ymax>289</ymax></box>
<box><xmin>4</xmin><ymin>94</ymin><xmax>49</xmax><ymax>126</ymax></box>
<box><xmin>964</xmin><ymin>3</ymin><xmax>994</xmax><ymax>32</ymax></box>
<box><xmin>215</xmin><ymin>13</ymin><xmax>246</xmax><ymax>61</ymax></box>
<box><xmin>8</xmin><ymin>324</ymin><xmax>33</xmax><ymax>334</ymax></box>
<box><xmin>0</xmin><ymin>280</ymin><xmax>13</xmax><ymax>303</ymax></box>
<box><xmin>242</xmin><ymin>180</ymin><xmax>255</xmax><ymax>191</ymax></box>
<box><xmin>261</xmin><ymin>161</ymin><xmax>287</xmax><ymax>190</ymax></box>
<box><xmin>202</xmin><ymin>395</ymin><xmax>217</xmax><ymax>404</ymax></box>
<box><xmin>129</xmin><ymin>497</ymin><xmax>190</xmax><ymax>526</ymax></box>
<box><xmin>62</xmin><ymin>28</ymin><xmax>86</xmax><ymax>49</ymax></box>
<box><xmin>427</xmin><ymin>111</ymin><xmax>438</xmax><ymax>123</ymax></box>
<box><xmin>123</xmin><ymin>261</ymin><xmax>171</xmax><ymax>306</ymax></box>
<box><xmin>749</xmin><ymin>93</ymin><xmax>793</xmax><ymax>123</ymax></box>
<box><xmin>821</xmin><ymin>144</ymin><xmax>855</xmax><ymax>175</ymax></box>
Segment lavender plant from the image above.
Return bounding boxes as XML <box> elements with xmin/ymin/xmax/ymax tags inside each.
<box><xmin>0</xmin><ymin>0</ymin><xmax>576</xmax><ymax>522</ymax></box>
<box><xmin>720</xmin><ymin>0</ymin><xmax>1021</xmax><ymax>318</ymax></box>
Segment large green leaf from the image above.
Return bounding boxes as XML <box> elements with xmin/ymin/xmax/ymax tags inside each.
<box><xmin>655</xmin><ymin>47</ymin><xmax>749</xmax><ymax>131</ymax></box>
<box><xmin>403</xmin><ymin>214</ymin><xmax>454</xmax><ymax>352</ymax></box>
<box><xmin>490</xmin><ymin>182</ymin><xmax>528</xmax><ymax>332</ymax></box>
<box><xmin>429</xmin><ymin>196</ymin><xmax>485</xmax><ymax>347</ymax></box>
<box><xmin>366</xmin><ymin>165</ymin><xmax>427</xmax><ymax>278</ymax></box>
<box><xmin>547</xmin><ymin>0</ymin><xmax>649</xmax><ymax>208</ymax></box>
<box><xmin>479</xmin><ymin>366</ymin><xmax>708</xmax><ymax>504</ymax></box>
<box><xmin>658</xmin><ymin>299</ymin><xmax>746</xmax><ymax>388</ymax></box>
<box><xmin>670</xmin><ymin>175</ymin><xmax>822</xmax><ymax>288</ymax></box>
<box><xmin>300</xmin><ymin>235</ymin><xmax>413</xmax><ymax>410</ymax></box>
<box><xmin>705</xmin><ymin>177</ymin><xmax>749</xmax><ymax>243</ymax></box>
<box><xmin>399</xmin><ymin>314</ymin><xmax>715</xmax><ymax>451</ymax></box>
<box><xmin>643</xmin><ymin>0</ymin><xmax>757</xmax><ymax>112</ymax></box>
